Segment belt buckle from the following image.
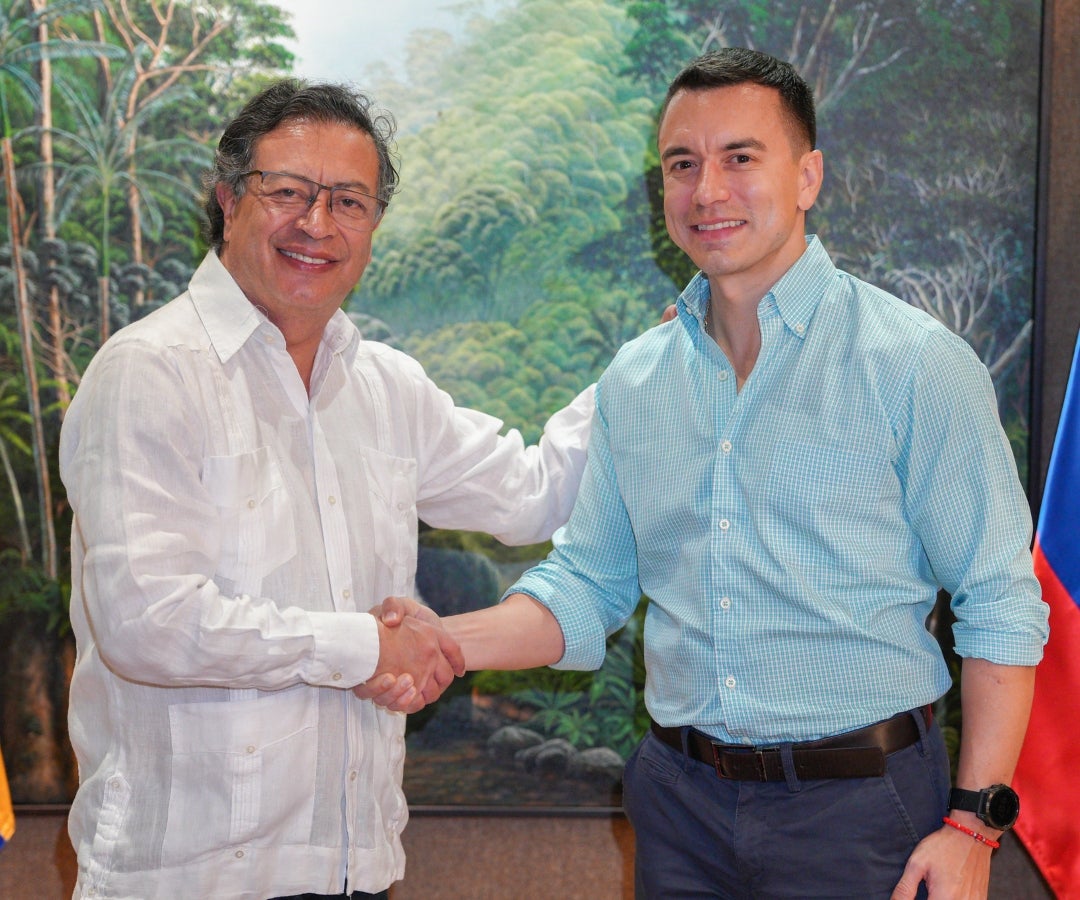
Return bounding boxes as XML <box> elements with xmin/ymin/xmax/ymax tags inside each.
<box><xmin>710</xmin><ymin>745</ymin><xmax>773</xmax><ymax>780</ymax></box>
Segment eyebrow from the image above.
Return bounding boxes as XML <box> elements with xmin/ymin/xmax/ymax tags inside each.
<box><xmin>332</xmin><ymin>178</ymin><xmax>377</xmax><ymax>193</ymax></box>
<box><xmin>262</xmin><ymin>168</ymin><xmax>377</xmax><ymax>194</ymax></box>
<box><xmin>660</xmin><ymin>137</ymin><xmax>768</xmax><ymax>162</ymax></box>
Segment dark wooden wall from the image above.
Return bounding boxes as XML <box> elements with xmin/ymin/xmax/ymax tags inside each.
<box><xmin>1033</xmin><ymin>0</ymin><xmax>1080</xmax><ymax>511</ymax></box>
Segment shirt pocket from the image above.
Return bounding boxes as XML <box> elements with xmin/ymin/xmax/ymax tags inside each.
<box><xmin>161</xmin><ymin>687</ymin><xmax>317</xmax><ymax>864</ymax></box>
<box><xmin>762</xmin><ymin>438</ymin><xmax>890</xmax><ymax>530</ymax></box>
<box><xmin>358</xmin><ymin>448</ymin><xmax>418</xmax><ymax>599</ymax></box>
<box><xmin>202</xmin><ymin>446</ymin><xmax>298</xmax><ymax>588</ymax></box>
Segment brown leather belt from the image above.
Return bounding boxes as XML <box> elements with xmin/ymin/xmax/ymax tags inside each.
<box><xmin>650</xmin><ymin>706</ymin><xmax>932</xmax><ymax>781</ymax></box>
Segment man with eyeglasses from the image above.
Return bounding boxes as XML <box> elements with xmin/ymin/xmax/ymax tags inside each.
<box><xmin>60</xmin><ymin>79</ymin><xmax>593</xmax><ymax>900</ymax></box>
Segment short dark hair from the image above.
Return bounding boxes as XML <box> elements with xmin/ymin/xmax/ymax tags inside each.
<box><xmin>203</xmin><ymin>79</ymin><xmax>400</xmax><ymax>250</ymax></box>
<box><xmin>659</xmin><ymin>48</ymin><xmax>816</xmax><ymax>152</ymax></box>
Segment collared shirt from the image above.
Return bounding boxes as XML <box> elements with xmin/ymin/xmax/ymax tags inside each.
<box><xmin>513</xmin><ymin>236</ymin><xmax>1048</xmax><ymax>745</ymax></box>
<box><xmin>60</xmin><ymin>251</ymin><xmax>592</xmax><ymax>900</ymax></box>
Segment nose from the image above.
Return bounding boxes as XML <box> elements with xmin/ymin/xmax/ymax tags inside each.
<box><xmin>295</xmin><ymin>189</ymin><xmax>336</xmax><ymax>237</ymax></box>
<box><xmin>693</xmin><ymin>158</ymin><xmax>730</xmax><ymax>206</ymax></box>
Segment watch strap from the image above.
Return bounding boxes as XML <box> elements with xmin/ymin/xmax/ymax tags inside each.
<box><xmin>949</xmin><ymin>787</ymin><xmax>981</xmax><ymax>814</ymax></box>
<box><xmin>948</xmin><ymin>784</ymin><xmax>1019</xmax><ymax>830</ymax></box>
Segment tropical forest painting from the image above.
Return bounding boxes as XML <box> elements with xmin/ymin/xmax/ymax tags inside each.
<box><xmin>0</xmin><ymin>0</ymin><xmax>1041</xmax><ymax>809</ymax></box>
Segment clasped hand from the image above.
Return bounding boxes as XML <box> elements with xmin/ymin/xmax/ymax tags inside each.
<box><xmin>353</xmin><ymin>597</ymin><xmax>464</xmax><ymax>713</ymax></box>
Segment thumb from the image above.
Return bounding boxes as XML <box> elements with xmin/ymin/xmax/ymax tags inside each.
<box><xmin>438</xmin><ymin>628</ymin><xmax>466</xmax><ymax>677</ymax></box>
<box><xmin>379</xmin><ymin>595</ymin><xmax>411</xmax><ymax>626</ymax></box>
<box><xmin>890</xmin><ymin>867</ymin><xmax>921</xmax><ymax>900</ymax></box>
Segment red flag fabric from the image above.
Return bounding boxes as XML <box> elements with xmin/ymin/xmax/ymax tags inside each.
<box><xmin>1013</xmin><ymin>331</ymin><xmax>1080</xmax><ymax>898</ymax></box>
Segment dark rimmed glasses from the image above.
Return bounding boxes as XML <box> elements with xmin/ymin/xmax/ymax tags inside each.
<box><xmin>240</xmin><ymin>169</ymin><xmax>386</xmax><ymax>231</ymax></box>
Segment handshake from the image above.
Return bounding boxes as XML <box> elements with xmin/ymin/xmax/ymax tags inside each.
<box><xmin>354</xmin><ymin>597</ymin><xmax>465</xmax><ymax>714</ymax></box>
<box><xmin>354</xmin><ymin>592</ymin><xmax>566</xmax><ymax>713</ymax></box>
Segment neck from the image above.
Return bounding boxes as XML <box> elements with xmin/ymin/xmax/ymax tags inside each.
<box><xmin>705</xmin><ymin>298</ymin><xmax>761</xmax><ymax>389</ymax></box>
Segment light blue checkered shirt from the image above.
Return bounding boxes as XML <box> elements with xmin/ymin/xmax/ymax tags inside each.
<box><xmin>512</xmin><ymin>236</ymin><xmax>1048</xmax><ymax>744</ymax></box>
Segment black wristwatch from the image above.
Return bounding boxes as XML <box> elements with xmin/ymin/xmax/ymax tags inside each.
<box><xmin>949</xmin><ymin>784</ymin><xmax>1020</xmax><ymax>831</ymax></box>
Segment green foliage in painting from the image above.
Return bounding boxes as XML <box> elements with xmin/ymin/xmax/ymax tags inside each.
<box><xmin>474</xmin><ymin>597</ymin><xmax>650</xmax><ymax>759</ymax></box>
<box><xmin>359</xmin><ymin>0</ymin><xmax>657</xmax><ymax>333</ymax></box>
<box><xmin>0</xmin><ymin>548</ymin><xmax>67</xmax><ymax>635</ymax></box>
<box><xmin>0</xmin><ymin>0</ymin><xmax>1042</xmax><ymax>804</ymax></box>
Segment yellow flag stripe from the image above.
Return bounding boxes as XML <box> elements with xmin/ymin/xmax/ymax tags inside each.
<box><xmin>0</xmin><ymin>744</ymin><xmax>15</xmax><ymax>846</ymax></box>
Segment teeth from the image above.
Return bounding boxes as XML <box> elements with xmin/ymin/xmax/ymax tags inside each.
<box><xmin>282</xmin><ymin>249</ymin><xmax>329</xmax><ymax>265</ymax></box>
<box><xmin>697</xmin><ymin>221</ymin><xmax>744</xmax><ymax>232</ymax></box>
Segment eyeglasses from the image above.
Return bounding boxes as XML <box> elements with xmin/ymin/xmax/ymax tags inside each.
<box><xmin>240</xmin><ymin>170</ymin><xmax>386</xmax><ymax>231</ymax></box>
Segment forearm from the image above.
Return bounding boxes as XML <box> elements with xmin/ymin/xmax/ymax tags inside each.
<box><xmin>952</xmin><ymin>657</ymin><xmax>1036</xmax><ymax>832</ymax></box>
<box><xmin>86</xmin><ymin>577</ymin><xmax>378</xmax><ymax>690</ymax></box>
<box><xmin>891</xmin><ymin>659</ymin><xmax>1036</xmax><ymax>898</ymax></box>
<box><xmin>444</xmin><ymin>593</ymin><xmax>565</xmax><ymax>671</ymax></box>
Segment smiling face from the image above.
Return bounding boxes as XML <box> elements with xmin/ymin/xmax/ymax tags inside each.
<box><xmin>216</xmin><ymin>118</ymin><xmax>381</xmax><ymax>336</ymax></box>
<box><xmin>659</xmin><ymin>83</ymin><xmax>823</xmax><ymax>305</ymax></box>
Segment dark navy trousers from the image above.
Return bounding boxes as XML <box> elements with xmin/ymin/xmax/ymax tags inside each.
<box><xmin>622</xmin><ymin>712</ymin><xmax>949</xmax><ymax>899</ymax></box>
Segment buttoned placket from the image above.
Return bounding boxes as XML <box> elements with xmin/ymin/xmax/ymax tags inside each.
<box><xmin>707</xmin><ymin>296</ymin><xmax>786</xmax><ymax>709</ymax></box>
<box><xmin>702</xmin><ymin>314</ymin><xmax>741</xmax><ymax>706</ymax></box>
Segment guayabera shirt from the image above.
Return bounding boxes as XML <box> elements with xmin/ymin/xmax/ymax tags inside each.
<box><xmin>60</xmin><ymin>251</ymin><xmax>592</xmax><ymax>899</ymax></box>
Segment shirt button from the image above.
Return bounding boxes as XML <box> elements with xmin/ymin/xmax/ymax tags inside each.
<box><xmin>724</xmin><ymin>676</ymin><xmax>736</xmax><ymax>689</ymax></box>
<box><xmin>246</xmin><ymin>745</ymin><xmax>256</xmax><ymax>754</ymax></box>
<box><xmin>328</xmin><ymin>495</ymin><xmax>337</xmax><ymax>505</ymax></box>
<box><xmin>719</xmin><ymin>519</ymin><xmax>730</xmax><ymax>531</ymax></box>
<box><xmin>332</xmin><ymin>672</ymin><xmax>343</xmax><ymax>681</ymax></box>
<box><xmin>720</xmin><ymin>440</ymin><xmax>732</xmax><ymax>454</ymax></box>
<box><xmin>247</xmin><ymin>499</ymin><xmax>256</xmax><ymax>509</ymax></box>
<box><xmin>235</xmin><ymin>849</ymin><xmax>245</xmax><ymax>859</ymax></box>
<box><xmin>350</xmin><ymin>770</ymin><xmax>358</xmax><ymax>782</ymax></box>
<box><xmin>795</xmin><ymin>323</ymin><xmax>806</xmax><ymax>335</ymax></box>
<box><xmin>342</xmin><ymin>588</ymin><xmax>351</xmax><ymax>600</ymax></box>
<box><xmin>720</xmin><ymin>596</ymin><xmax>731</xmax><ymax>610</ymax></box>
<box><xmin>718</xmin><ymin>370</ymin><xmax>730</xmax><ymax>381</ymax></box>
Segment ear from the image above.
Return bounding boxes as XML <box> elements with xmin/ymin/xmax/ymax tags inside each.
<box><xmin>797</xmin><ymin>149</ymin><xmax>824</xmax><ymax>212</ymax></box>
<box><xmin>216</xmin><ymin>182</ymin><xmax>239</xmax><ymax>243</ymax></box>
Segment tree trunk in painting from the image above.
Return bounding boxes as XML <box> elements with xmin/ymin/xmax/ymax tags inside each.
<box><xmin>0</xmin><ymin>612</ymin><xmax>76</xmax><ymax>803</ymax></box>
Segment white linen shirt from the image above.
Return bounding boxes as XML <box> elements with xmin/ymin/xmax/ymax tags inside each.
<box><xmin>60</xmin><ymin>251</ymin><xmax>592</xmax><ymax>900</ymax></box>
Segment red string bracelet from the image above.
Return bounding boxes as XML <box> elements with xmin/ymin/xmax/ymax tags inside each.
<box><xmin>942</xmin><ymin>816</ymin><xmax>1000</xmax><ymax>849</ymax></box>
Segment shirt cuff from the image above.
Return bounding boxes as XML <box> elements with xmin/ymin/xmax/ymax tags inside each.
<box><xmin>306</xmin><ymin>610</ymin><xmax>381</xmax><ymax>686</ymax></box>
<box><xmin>506</xmin><ymin>580</ymin><xmax>608</xmax><ymax>671</ymax></box>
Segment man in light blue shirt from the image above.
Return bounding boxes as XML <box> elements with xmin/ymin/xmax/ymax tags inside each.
<box><xmin>370</xmin><ymin>48</ymin><xmax>1048</xmax><ymax>898</ymax></box>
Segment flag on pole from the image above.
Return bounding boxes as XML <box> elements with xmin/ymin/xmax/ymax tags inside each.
<box><xmin>0</xmin><ymin>741</ymin><xmax>14</xmax><ymax>849</ymax></box>
<box><xmin>1013</xmin><ymin>330</ymin><xmax>1080</xmax><ymax>898</ymax></box>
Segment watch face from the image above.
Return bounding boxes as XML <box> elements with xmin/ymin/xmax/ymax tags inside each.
<box><xmin>987</xmin><ymin>787</ymin><xmax>1020</xmax><ymax>828</ymax></box>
